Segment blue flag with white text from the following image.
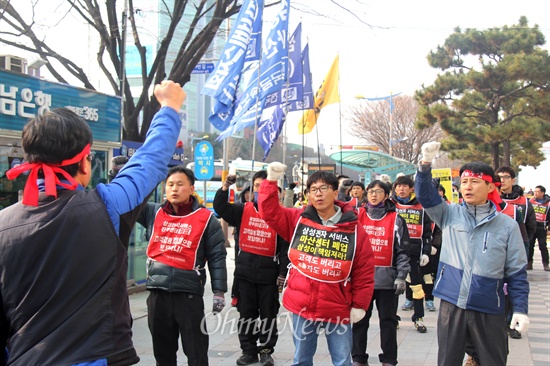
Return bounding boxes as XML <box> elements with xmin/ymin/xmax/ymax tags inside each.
<box><xmin>218</xmin><ymin>0</ymin><xmax>290</xmax><ymax>140</ymax></box>
<box><xmin>264</xmin><ymin>23</ymin><xmax>301</xmax><ymax>109</ymax></box>
<box><xmin>202</xmin><ymin>0</ymin><xmax>264</xmax><ymax>131</ymax></box>
<box><xmin>257</xmin><ymin>103</ymin><xmax>287</xmax><ymax>160</ymax></box>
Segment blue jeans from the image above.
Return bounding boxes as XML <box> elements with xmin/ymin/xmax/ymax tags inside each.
<box><xmin>291</xmin><ymin>313</ymin><xmax>352</xmax><ymax>366</ymax></box>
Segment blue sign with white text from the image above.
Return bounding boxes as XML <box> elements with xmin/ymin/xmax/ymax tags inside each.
<box><xmin>191</xmin><ymin>63</ymin><xmax>215</xmax><ymax>74</ymax></box>
<box><xmin>193</xmin><ymin>141</ymin><xmax>214</xmax><ymax>180</ymax></box>
<box><xmin>0</xmin><ymin>69</ymin><xmax>121</xmax><ymax>142</ymax></box>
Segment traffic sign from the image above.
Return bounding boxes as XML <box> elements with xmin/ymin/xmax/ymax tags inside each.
<box><xmin>191</xmin><ymin>62</ymin><xmax>215</xmax><ymax>74</ymax></box>
<box><xmin>193</xmin><ymin>141</ymin><xmax>214</xmax><ymax>180</ymax></box>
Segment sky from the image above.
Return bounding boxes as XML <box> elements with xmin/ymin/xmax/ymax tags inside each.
<box><xmin>279</xmin><ymin>0</ymin><xmax>550</xmax><ymax>151</ymax></box>
<box><xmin>2</xmin><ymin>0</ymin><xmax>549</xmax><ymax>186</ymax></box>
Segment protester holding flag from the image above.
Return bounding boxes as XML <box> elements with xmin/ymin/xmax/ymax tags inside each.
<box><xmin>258</xmin><ymin>163</ymin><xmax>375</xmax><ymax>366</ymax></box>
<box><xmin>214</xmin><ymin>171</ymin><xmax>289</xmax><ymax>366</ymax></box>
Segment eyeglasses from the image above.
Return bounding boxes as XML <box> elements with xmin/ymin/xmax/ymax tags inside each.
<box><xmin>499</xmin><ymin>175</ymin><xmax>512</xmax><ymax>180</ymax></box>
<box><xmin>367</xmin><ymin>189</ymin><xmax>385</xmax><ymax>195</ymax></box>
<box><xmin>308</xmin><ymin>185</ymin><xmax>332</xmax><ymax>194</ymax></box>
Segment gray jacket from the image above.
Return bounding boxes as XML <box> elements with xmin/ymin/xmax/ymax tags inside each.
<box><xmin>415</xmin><ymin>166</ymin><xmax>529</xmax><ymax>315</ymax></box>
<box><xmin>359</xmin><ymin>201</ymin><xmax>411</xmax><ymax>289</ymax></box>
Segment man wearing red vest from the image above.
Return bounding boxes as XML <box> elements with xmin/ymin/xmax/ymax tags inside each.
<box><xmin>259</xmin><ymin>163</ymin><xmax>375</xmax><ymax>366</ymax></box>
<box><xmin>391</xmin><ymin>175</ymin><xmax>433</xmax><ymax>333</ymax></box>
<box><xmin>214</xmin><ymin>170</ymin><xmax>289</xmax><ymax>366</ymax></box>
<box><xmin>138</xmin><ymin>166</ymin><xmax>227</xmax><ymax>366</ymax></box>
<box><xmin>352</xmin><ymin>180</ymin><xmax>411</xmax><ymax>366</ymax></box>
<box><xmin>496</xmin><ymin>166</ymin><xmax>538</xmax><ymax>269</ymax></box>
<box><xmin>530</xmin><ymin>185</ymin><xmax>550</xmax><ymax>271</ymax></box>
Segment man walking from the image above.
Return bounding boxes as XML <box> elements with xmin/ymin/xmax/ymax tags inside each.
<box><xmin>529</xmin><ymin>185</ymin><xmax>550</xmax><ymax>271</ymax></box>
<box><xmin>415</xmin><ymin>142</ymin><xmax>529</xmax><ymax>366</ymax></box>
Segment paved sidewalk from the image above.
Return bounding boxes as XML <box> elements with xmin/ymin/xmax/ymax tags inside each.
<box><xmin>130</xmin><ymin>241</ymin><xmax>550</xmax><ymax>365</ymax></box>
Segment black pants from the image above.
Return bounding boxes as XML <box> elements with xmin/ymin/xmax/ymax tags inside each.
<box><xmin>236</xmin><ymin>278</ymin><xmax>280</xmax><ymax>355</ymax></box>
<box><xmin>147</xmin><ymin>290</ymin><xmax>209</xmax><ymax>366</ymax></box>
<box><xmin>438</xmin><ymin>300</ymin><xmax>508</xmax><ymax>366</ymax></box>
<box><xmin>405</xmin><ymin>255</ymin><xmax>425</xmax><ymax>321</ymax></box>
<box><xmin>352</xmin><ymin>289</ymin><xmax>398</xmax><ymax>365</ymax></box>
<box><xmin>529</xmin><ymin>226</ymin><xmax>549</xmax><ymax>264</ymax></box>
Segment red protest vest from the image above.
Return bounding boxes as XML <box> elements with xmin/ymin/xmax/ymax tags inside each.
<box><xmin>288</xmin><ymin>217</ymin><xmax>356</xmax><ymax>283</ymax></box>
<box><xmin>502</xmin><ymin>196</ymin><xmax>527</xmax><ymax>223</ymax></box>
<box><xmin>357</xmin><ymin>208</ymin><xmax>396</xmax><ymax>267</ymax></box>
<box><xmin>239</xmin><ymin>202</ymin><xmax>278</xmax><ymax>257</ymax></box>
<box><xmin>500</xmin><ymin>202</ymin><xmax>517</xmax><ymax>220</ymax></box>
<box><xmin>147</xmin><ymin>207</ymin><xmax>212</xmax><ymax>270</ymax></box>
<box><xmin>394</xmin><ymin>202</ymin><xmax>425</xmax><ymax>240</ymax></box>
<box><xmin>530</xmin><ymin>198</ymin><xmax>550</xmax><ymax>223</ymax></box>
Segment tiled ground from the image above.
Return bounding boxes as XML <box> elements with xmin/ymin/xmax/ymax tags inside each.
<box><xmin>130</xmin><ymin>239</ymin><xmax>550</xmax><ymax>365</ymax></box>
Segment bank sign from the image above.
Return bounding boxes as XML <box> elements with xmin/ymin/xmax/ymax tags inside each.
<box><xmin>0</xmin><ymin>69</ymin><xmax>121</xmax><ymax>142</ymax></box>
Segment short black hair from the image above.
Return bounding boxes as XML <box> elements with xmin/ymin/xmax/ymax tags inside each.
<box><xmin>366</xmin><ymin>180</ymin><xmax>390</xmax><ymax>195</ymax></box>
<box><xmin>22</xmin><ymin>108</ymin><xmax>93</xmax><ymax>177</ymax></box>
<box><xmin>394</xmin><ymin>175</ymin><xmax>414</xmax><ymax>187</ymax></box>
<box><xmin>108</xmin><ymin>155</ymin><xmax>130</xmax><ymax>182</ymax></box>
<box><xmin>350</xmin><ymin>181</ymin><xmax>365</xmax><ymax>190</ymax></box>
<box><xmin>495</xmin><ymin>166</ymin><xmax>516</xmax><ymax>179</ymax></box>
<box><xmin>535</xmin><ymin>185</ymin><xmax>546</xmax><ymax>193</ymax></box>
<box><xmin>438</xmin><ymin>185</ymin><xmax>446</xmax><ymax>194</ymax></box>
<box><xmin>307</xmin><ymin>171</ymin><xmax>338</xmax><ymax>191</ymax></box>
<box><xmin>337</xmin><ymin>174</ymin><xmax>349</xmax><ymax>181</ymax></box>
<box><xmin>167</xmin><ymin>165</ymin><xmax>195</xmax><ymax>185</ymax></box>
<box><xmin>253</xmin><ymin>170</ymin><xmax>267</xmax><ymax>182</ymax></box>
<box><xmin>460</xmin><ymin>161</ymin><xmax>496</xmax><ymax>183</ymax></box>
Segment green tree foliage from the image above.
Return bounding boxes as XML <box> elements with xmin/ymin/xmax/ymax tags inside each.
<box><xmin>415</xmin><ymin>16</ymin><xmax>550</xmax><ymax>170</ymax></box>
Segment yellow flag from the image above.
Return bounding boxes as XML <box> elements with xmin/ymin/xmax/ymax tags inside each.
<box><xmin>298</xmin><ymin>55</ymin><xmax>340</xmax><ymax>134</ymax></box>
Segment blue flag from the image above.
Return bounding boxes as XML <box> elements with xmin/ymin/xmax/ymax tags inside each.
<box><xmin>257</xmin><ymin>103</ymin><xmax>287</xmax><ymax>160</ymax></box>
<box><xmin>296</xmin><ymin>43</ymin><xmax>314</xmax><ymax>110</ymax></box>
<box><xmin>264</xmin><ymin>23</ymin><xmax>301</xmax><ymax>109</ymax></box>
<box><xmin>202</xmin><ymin>0</ymin><xmax>264</xmax><ymax>131</ymax></box>
<box><xmin>218</xmin><ymin>0</ymin><xmax>290</xmax><ymax>140</ymax></box>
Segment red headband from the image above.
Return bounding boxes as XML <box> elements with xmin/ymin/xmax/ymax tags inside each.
<box><xmin>6</xmin><ymin>144</ymin><xmax>92</xmax><ymax>206</ymax></box>
<box><xmin>460</xmin><ymin>170</ymin><xmax>502</xmax><ymax>211</ymax></box>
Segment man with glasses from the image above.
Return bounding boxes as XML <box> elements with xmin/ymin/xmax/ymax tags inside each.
<box><xmin>0</xmin><ymin>80</ymin><xmax>185</xmax><ymax>365</ymax></box>
<box><xmin>495</xmin><ymin>166</ymin><xmax>538</xmax><ymax>269</ymax></box>
<box><xmin>352</xmin><ymin>180</ymin><xmax>410</xmax><ymax>366</ymax></box>
<box><xmin>258</xmin><ymin>163</ymin><xmax>375</xmax><ymax>366</ymax></box>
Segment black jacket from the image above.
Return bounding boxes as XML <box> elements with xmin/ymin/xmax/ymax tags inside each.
<box><xmin>138</xmin><ymin>196</ymin><xmax>227</xmax><ymax>295</ymax></box>
<box><xmin>0</xmin><ymin>190</ymin><xmax>138</xmax><ymax>366</ymax></box>
<box><xmin>390</xmin><ymin>195</ymin><xmax>433</xmax><ymax>257</ymax></box>
<box><xmin>214</xmin><ymin>188</ymin><xmax>289</xmax><ymax>284</ymax></box>
<box><xmin>501</xmin><ymin>185</ymin><xmax>537</xmax><ymax>241</ymax></box>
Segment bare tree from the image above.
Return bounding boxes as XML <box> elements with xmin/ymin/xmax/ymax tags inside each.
<box><xmin>0</xmin><ymin>0</ymin><xmax>268</xmax><ymax>141</ymax></box>
<box><xmin>346</xmin><ymin>95</ymin><xmax>444</xmax><ymax>164</ymax></box>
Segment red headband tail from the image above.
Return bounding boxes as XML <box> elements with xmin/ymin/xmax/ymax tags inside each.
<box><xmin>6</xmin><ymin>144</ymin><xmax>91</xmax><ymax>206</ymax></box>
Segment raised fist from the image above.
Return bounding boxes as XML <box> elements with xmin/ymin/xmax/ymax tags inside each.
<box><xmin>267</xmin><ymin>162</ymin><xmax>287</xmax><ymax>181</ymax></box>
<box><xmin>223</xmin><ymin>174</ymin><xmax>237</xmax><ymax>190</ymax></box>
<box><xmin>421</xmin><ymin>141</ymin><xmax>441</xmax><ymax>163</ymax></box>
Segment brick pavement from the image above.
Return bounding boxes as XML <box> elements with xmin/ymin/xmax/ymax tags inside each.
<box><xmin>130</xmin><ymin>240</ymin><xmax>550</xmax><ymax>365</ymax></box>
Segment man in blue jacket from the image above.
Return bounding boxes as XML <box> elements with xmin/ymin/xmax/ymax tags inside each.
<box><xmin>414</xmin><ymin>142</ymin><xmax>529</xmax><ymax>366</ymax></box>
<box><xmin>0</xmin><ymin>80</ymin><xmax>186</xmax><ymax>366</ymax></box>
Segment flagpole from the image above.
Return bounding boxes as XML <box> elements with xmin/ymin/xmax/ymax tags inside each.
<box><xmin>389</xmin><ymin>91</ymin><xmax>393</xmax><ymax>156</ymax></box>
<box><xmin>337</xmin><ymin>52</ymin><xmax>342</xmax><ymax>175</ymax></box>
